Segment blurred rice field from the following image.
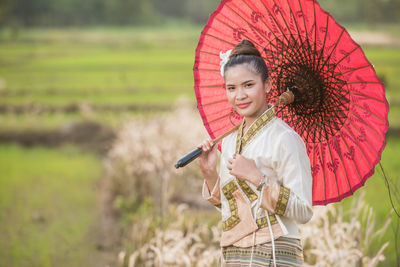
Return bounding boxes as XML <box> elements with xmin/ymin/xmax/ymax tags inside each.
<box><xmin>0</xmin><ymin>26</ymin><xmax>399</xmax><ymax>131</ymax></box>
<box><xmin>0</xmin><ymin>26</ymin><xmax>399</xmax><ymax>266</ymax></box>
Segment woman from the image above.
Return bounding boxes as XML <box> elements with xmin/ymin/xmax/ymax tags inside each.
<box><xmin>198</xmin><ymin>40</ymin><xmax>313</xmax><ymax>267</ymax></box>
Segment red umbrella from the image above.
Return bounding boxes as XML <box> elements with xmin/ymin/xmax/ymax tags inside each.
<box><xmin>193</xmin><ymin>0</ymin><xmax>389</xmax><ymax>205</ymax></box>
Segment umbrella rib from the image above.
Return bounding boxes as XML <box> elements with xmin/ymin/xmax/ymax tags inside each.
<box><xmin>196</xmin><ymin>47</ymin><xmax>274</xmax><ymax>70</ymax></box>
<box><xmin>318</xmin><ymin>28</ymin><xmax>345</xmax><ymax>71</ymax></box>
<box><xmin>194</xmin><ymin>84</ymin><xmax>225</xmax><ymax>89</ymax></box>
<box><xmin>328</xmin><ymin>108</ymin><xmax>360</xmax><ymax>196</ymax></box>
<box><xmin>329</xmin><ymin>85</ymin><xmax>386</xmax><ymax>104</ymax></box>
<box><xmin>240</xmin><ymin>0</ymin><xmax>294</xmax><ymax>68</ymax></box>
<box><xmin>195</xmin><ymin>50</ymin><xmax>220</xmax><ymax>57</ymax></box>
<box><xmin>201</xmin><ymin>32</ymin><xmax>236</xmax><ymax>47</ymax></box>
<box><xmin>193</xmin><ymin>60</ymin><xmax>221</xmax><ymax>67</ymax></box>
<box><xmin>296</xmin><ymin>0</ymin><xmax>310</xmax><ymax>48</ymax></box>
<box><xmin>346</xmin><ymin>108</ymin><xmax>386</xmax><ymax>144</ymax></box>
<box><xmin>327</xmin><ymin>79</ymin><xmax>383</xmax><ymax>86</ymax></box>
<box><xmin>333</xmin><ymin>107</ymin><xmax>365</xmax><ymax>186</ymax></box>
<box><xmin>195</xmin><ymin>68</ymin><xmax>219</xmax><ymax>73</ymax></box>
<box><xmin>211</xmin><ymin>14</ymin><xmax>277</xmax><ymax>66</ymax></box>
<box><xmin>311</xmin><ymin>143</ymin><xmax>317</xmax><ymax>200</ymax></box>
<box><xmin>346</xmin><ymin>100</ymin><xmax>388</xmax><ymax>125</ymax></box>
<box><xmin>197</xmin><ymin>99</ymin><xmax>227</xmax><ymax>108</ymax></box>
<box><xmin>316</xmin><ymin>14</ymin><xmax>330</xmax><ymax>71</ymax></box>
<box><xmin>285</xmin><ymin>111</ymin><xmax>299</xmax><ymax>135</ymax></box>
<box><xmin>223</xmin><ymin>1</ymin><xmax>283</xmax><ymax>63</ymax></box>
<box><xmin>284</xmin><ymin>0</ymin><xmax>314</xmax><ymax>66</ymax></box>
<box><xmin>327</xmin><ymin>46</ymin><xmax>361</xmax><ymax>73</ymax></box>
<box><xmin>319</xmin><ymin>83</ymin><xmax>350</xmax><ymax>114</ymax></box>
<box><xmin>313</xmin><ymin>0</ymin><xmax>318</xmax><ymax>66</ymax></box>
<box><xmin>312</xmin><ymin>140</ymin><xmax>326</xmax><ymax>203</ymax></box>
<box><xmin>339</xmin><ymin>117</ymin><xmax>375</xmax><ymax>182</ymax></box>
<box><xmin>258</xmin><ymin>0</ymin><xmax>311</xmax><ymax>66</ymax></box>
<box><xmin>268</xmin><ymin>0</ymin><xmax>311</xmax><ymax>65</ymax></box>
<box><xmin>254</xmin><ymin>0</ymin><xmax>292</xmax><ymax>44</ymax></box>
<box><xmin>296</xmin><ymin>0</ymin><xmax>315</xmax><ymax>68</ymax></box>
<box><xmin>333</xmin><ymin>64</ymin><xmax>373</xmax><ymax>77</ymax></box>
<box><xmin>298</xmin><ymin>114</ymin><xmax>310</xmax><ymax>139</ymax></box>
<box><xmin>341</xmin><ymin>112</ymin><xmax>384</xmax><ymax>172</ymax></box>
<box><xmin>196</xmin><ymin>38</ymin><xmax>234</xmax><ymax>52</ymax></box>
<box><xmin>225</xmin><ymin>1</ymin><xmax>300</xmax><ymax>67</ymax></box>
<box><xmin>317</xmin><ymin>133</ymin><xmax>328</xmax><ymax>204</ymax></box>
<box><xmin>203</xmin><ymin>113</ymin><xmax>230</xmax><ymax>126</ymax></box>
<box><xmin>304</xmin><ymin>111</ymin><xmax>316</xmax><ymax>144</ymax></box>
<box><xmin>322</xmin><ymin>123</ymin><xmax>341</xmax><ymax>202</ymax></box>
<box><xmin>347</xmin><ymin>81</ymin><xmax>383</xmax><ymax>85</ymax></box>
<box><xmin>213</xmin><ymin>123</ymin><xmax>241</xmax><ymax>136</ymax></box>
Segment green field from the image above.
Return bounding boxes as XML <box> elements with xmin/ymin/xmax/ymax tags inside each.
<box><xmin>0</xmin><ymin>26</ymin><xmax>399</xmax><ymax>266</ymax></box>
<box><xmin>0</xmin><ymin>145</ymin><xmax>105</xmax><ymax>267</ymax></box>
<box><xmin>0</xmin><ymin>27</ymin><xmax>399</xmax><ymax>132</ymax></box>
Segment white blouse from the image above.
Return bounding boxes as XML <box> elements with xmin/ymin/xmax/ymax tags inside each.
<box><xmin>202</xmin><ymin>106</ymin><xmax>313</xmax><ymax>247</ymax></box>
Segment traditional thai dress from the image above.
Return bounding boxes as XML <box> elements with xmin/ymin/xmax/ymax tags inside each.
<box><xmin>202</xmin><ymin>105</ymin><xmax>313</xmax><ymax>266</ymax></box>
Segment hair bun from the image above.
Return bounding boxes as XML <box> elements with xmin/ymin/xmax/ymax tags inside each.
<box><xmin>230</xmin><ymin>40</ymin><xmax>261</xmax><ymax>58</ymax></box>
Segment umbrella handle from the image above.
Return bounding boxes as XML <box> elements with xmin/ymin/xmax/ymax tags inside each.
<box><xmin>175</xmin><ymin>147</ymin><xmax>203</xmax><ymax>168</ymax></box>
<box><xmin>175</xmin><ymin>125</ymin><xmax>240</xmax><ymax>169</ymax></box>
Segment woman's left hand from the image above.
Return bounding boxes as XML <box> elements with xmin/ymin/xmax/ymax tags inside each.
<box><xmin>227</xmin><ymin>154</ymin><xmax>263</xmax><ymax>186</ymax></box>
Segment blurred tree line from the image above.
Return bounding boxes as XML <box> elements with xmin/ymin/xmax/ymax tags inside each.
<box><xmin>0</xmin><ymin>0</ymin><xmax>219</xmax><ymax>27</ymax></box>
<box><xmin>0</xmin><ymin>0</ymin><xmax>399</xmax><ymax>27</ymax></box>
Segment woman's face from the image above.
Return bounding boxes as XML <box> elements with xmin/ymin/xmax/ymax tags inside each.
<box><xmin>225</xmin><ymin>64</ymin><xmax>270</xmax><ymax>124</ymax></box>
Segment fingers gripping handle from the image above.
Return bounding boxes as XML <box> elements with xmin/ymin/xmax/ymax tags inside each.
<box><xmin>174</xmin><ymin>125</ymin><xmax>239</xmax><ymax>169</ymax></box>
<box><xmin>175</xmin><ymin>147</ymin><xmax>203</xmax><ymax>169</ymax></box>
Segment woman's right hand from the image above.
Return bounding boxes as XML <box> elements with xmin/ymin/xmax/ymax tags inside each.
<box><xmin>197</xmin><ymin>139</ymin><xmax>218</xmax><ymax>177</ymax></box>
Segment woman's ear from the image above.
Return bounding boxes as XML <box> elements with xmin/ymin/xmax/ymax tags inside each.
<box><xmin>264</xmin><ymin>78</ymin><xmax>272</xmax><ymax>93</ymax></box>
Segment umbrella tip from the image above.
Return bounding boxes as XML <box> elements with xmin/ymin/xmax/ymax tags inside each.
<box><xmin>277</xmin><ymin>90</ymin><xmax>295</xmax><ymax>106</ymax></box>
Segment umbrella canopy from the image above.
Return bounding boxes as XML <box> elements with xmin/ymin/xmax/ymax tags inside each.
<box><xmin>194</xmin><ymin>0</ymin><xmax>389</xmax><ymax>205</ymax></box>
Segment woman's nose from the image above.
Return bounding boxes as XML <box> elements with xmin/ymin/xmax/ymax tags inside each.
<box><xmin>236</xmin><ymin>87</ymin><xmax>246</xmax><ymax>99</ymax></box>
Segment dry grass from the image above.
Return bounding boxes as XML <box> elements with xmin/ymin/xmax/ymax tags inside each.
<box><xmin>103</xmin><ymin>98</ymin><xmax>207</xmax><ymax>216</ymax></box>
<box><xmin>116</xmin><ymin>194</ymin><xmax>390</xmax><ymax>267</ymax></box>
<box><xmin>118</xmin><ymin>204</ymin><xmax>221</xmax><ymax>267</ymax></box>
<box><xmin>300</xmin><ymin>193</ymin><xmax>391</xmax><ymax>267</ymax></box>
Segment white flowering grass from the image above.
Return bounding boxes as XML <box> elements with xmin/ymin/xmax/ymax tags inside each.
<box><xmin>119</xmin><ymin>204</ymin><xmax>221</xmax><ymax>267</ymax></box>
<box><xmin>104</xmin><ymin>99</ymin><xmax>391</xmax><ymax>266</ymax></box>
<box><xmin>300</xmin><ymin>193</ymin><xmax>391</xmax><ymax>267</ymax></box>
<box><xmin>103</xmin><ymin>98</ymin><xmax>207</xmax><ymax>215</ymax></box>
<box><xmin>116</xmin><ymin>195</ymin><xmax>391</xmax><ymax>267</ymax></box>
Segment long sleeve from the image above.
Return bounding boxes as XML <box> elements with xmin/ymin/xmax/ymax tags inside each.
<box><xmin>202</xmin><ymin>177</ymin><xmax>221</xmax><ymax>209</ymax></box>
<box><xmin>260</xmin><ymin>130</ymin><xmax>313</xmax><ymax>224</ymax></box>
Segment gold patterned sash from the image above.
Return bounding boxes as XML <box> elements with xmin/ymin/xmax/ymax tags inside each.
<box><xmin>221</xmin><ymin>107</ymin><xmax>277</xmax><ymax>232</ymax></box>
<box><xmin>234</xmin><ymin>107</ymin><xmax>276</xmax><ymax>203</ymax></box>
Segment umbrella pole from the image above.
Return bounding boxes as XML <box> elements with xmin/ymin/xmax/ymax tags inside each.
<box><xmin>174</xmin><ymin>90</ymin><xmax>295</xmax><ymax>169</ymax></box>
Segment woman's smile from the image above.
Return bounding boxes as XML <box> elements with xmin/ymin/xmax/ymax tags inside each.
<box><xmin>236</xmin><ymin>102</ymin><xmax>251</xmax><ymax>109</ymax></box>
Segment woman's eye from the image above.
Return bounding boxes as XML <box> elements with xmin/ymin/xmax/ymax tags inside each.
<box><xmin>227</xmin><ymin>87</ymin><xmax>235</xmax><ymax>91</ymax></box>
<box><xmin>245</xmin><ymin>83</ymin><xmax>253</xmax><ymax>88</ymax></box>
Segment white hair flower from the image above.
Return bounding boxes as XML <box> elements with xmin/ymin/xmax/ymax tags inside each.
<box><xmin>219</xmin><ymin>49</ymin><xmax>232</xmax><ymax>77</ymax></box>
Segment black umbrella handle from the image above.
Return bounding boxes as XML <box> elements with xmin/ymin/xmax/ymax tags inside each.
<box><xmin>174</xmin><ymin>125</ymin><xmax>240</xmax><ymax>169</ymax></box>
<box><xmin>175</xmin><ymin>147</ymin><xmax>202</xmax><ymax>169</ymax></box>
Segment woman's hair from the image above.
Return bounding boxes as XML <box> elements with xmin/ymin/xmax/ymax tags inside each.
<box><xmin>224</xmin><ymin>40</ymin><xmax>269</xmax><ymax>82</ymax></box>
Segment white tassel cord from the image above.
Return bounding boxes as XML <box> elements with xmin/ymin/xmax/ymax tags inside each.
<box><xmin>249</xmin><ymin>183</ymin><xmax>277</xmax><ymax>267</ymax></box>
<box><xmin>266</xmin><ymin>212</ymin><xmax>277</xmax><ymax>267</ymax></box>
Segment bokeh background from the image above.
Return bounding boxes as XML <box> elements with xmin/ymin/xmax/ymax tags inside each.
<box><xmin>0</xmin><ymin>0</ymin><xmax>399</xmax><ymax>266</ymax></box>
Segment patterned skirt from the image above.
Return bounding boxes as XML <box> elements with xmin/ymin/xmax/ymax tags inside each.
<box><xmin>222</xmin><ymin>237</ymin><xmax>303</xmax><ymax>267</ymax></box>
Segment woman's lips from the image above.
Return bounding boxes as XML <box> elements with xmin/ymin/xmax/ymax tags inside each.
<box><xmin>236</xmin><ymin>102</ymin><xmax>251</xmax><ymax>109</ymax></box>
